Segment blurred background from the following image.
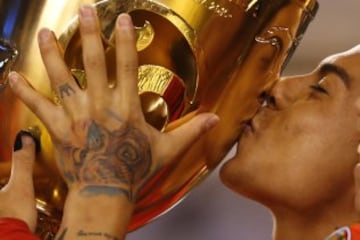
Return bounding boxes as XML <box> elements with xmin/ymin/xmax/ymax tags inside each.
<box><xmin>128</xmin><ymin>1</ymin><xmax>360</xmax><ymax>240</ymax></box>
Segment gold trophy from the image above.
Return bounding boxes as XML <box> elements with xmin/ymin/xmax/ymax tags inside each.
<box><xmin>0</xmin><ymin>0</ymin><xmax>318</xmax><ymax>238</ymax></box>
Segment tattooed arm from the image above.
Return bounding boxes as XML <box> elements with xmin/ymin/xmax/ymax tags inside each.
<box><xmin>9</xmin><ymin>4</ymin><xmax>218</xmax><ymax>240</ymax></box>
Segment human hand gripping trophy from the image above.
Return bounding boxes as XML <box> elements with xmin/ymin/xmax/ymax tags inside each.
<box><xmin>0</xmin><ymin>0</ymin><xmax>318</xmax><ymax>238</ymax></box>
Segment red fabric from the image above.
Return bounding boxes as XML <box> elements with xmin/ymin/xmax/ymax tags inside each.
<box><xmin>351</xmin><ymin>224</ymin><xmax>360</xmax><ymax>239</ymax></box>
<box><xmin>0</xmin><ymin>218</ymin><xmax>39</xmax><ymax>240</ymax></box>
<box><xmin>326</xmin><ymin>224</ymin><xmax>360</xmax><ymax>239</ymax></box>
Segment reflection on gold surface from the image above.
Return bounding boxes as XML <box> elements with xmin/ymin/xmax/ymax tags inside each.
<box><xmin>0</xmin><ymin>39</ymin><xmax>18</xmax><ymax>90</ymax></box>
<box><xmin>138</xmin><ymin>65</ymin><xmax>186</xmax><ymax>128</ymax></box>
<box><xmin>135</xmin><ymin>21</ymin><xmax>155</xmax><ymax>51</ymax></box>
<box><xmin>0</xmin><ymin>0</ymin><xmax>318</xmax><ymax>237</ymax></box>
<box><xmin>246</xmin><ymin>0</ymin><xmax>259</xmax><ymax>11</ymax></box>
<box><xmin>140</xmin><ymin>92</ymin><xmax>169</xmax><ymax>131</ymax></box>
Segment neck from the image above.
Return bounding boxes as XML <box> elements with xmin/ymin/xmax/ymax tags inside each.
<box><xmin>270</xmin><ymin>190</ymin><xmax>359</xmax><ymax>240</ymax></box>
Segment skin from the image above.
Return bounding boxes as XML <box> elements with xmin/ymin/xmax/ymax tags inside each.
<box><xmin>8</xmin><ymin>5</ymin><xmax>218</xmax><ymax>240</ymax></box>
<box><xmin>0</xmin><ymin>135</ymin><xmax>37</xmax><ymax>232</ymax></box>
<box><xmin>354</xmin><ymin>98</ymin><xmax>360</xmax><ymax>213</ymax></box>
<box><xmin>220</xmin><ymin>45</ymin><xmax>360</xmax><ymax>239</ymax></box>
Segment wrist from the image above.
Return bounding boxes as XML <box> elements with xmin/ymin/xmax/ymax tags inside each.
<box><xmin>58</xmin><ymin>187</ymin><xmax>134</xmax><ymax>239</ymax></box>
<box><xmin>64</xmin><ymin>187</ymin><xmax>135</xmax><ymax>218</ymax></box>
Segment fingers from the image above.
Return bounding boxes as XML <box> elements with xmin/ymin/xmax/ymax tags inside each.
<box><xmin>79</xmin><ymin>5</ymin><xmax>109</xmax><ymax>96</ymax></box>
<box><xmin>8</xmin><ymin>72</ymin><xmax>63</xmax><ymax>129</ymax></box>
<box><xmin>115</xmin><ymin>14</ymin><xmax>141</xmax><ymax>111</ymax></box>
<box><xmin>38</xmin><ymin>28</ymin><xmax>84</xmax><ymax>113</ymax></box>
<box><xmin>38</xmin><ymin>28</ymin><xmax>75</xmax><ymax>92</ymax></box>
<box><xmin>161</xmin><ymin>113</ymin><xmax>219</xmax><ymax>163</ymax></box>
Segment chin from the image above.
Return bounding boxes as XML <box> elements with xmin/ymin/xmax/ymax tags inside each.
<box><xmin>219</xmin><ymin>157</ymin><xmax>250</xmax><ymax>195</ymax></box>
<box><xmin>219</xmin><ymin>160</ymin><xmax>232</xmax><ymax>188</ymax></box>
<box><xmin>219</xmin><ymin>155</ymin><xmax>275</xmax><ymax>205</ymax></box>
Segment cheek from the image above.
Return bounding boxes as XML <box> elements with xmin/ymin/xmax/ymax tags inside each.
<box><xmin>272</xmin><ymin>115</ymin><xmax>357</xmax><ymax>201</ymax></box>
<box><xmin>285</xmin><ymin>128</ymin><xmax>357</xmax><ymax>208</ymax></box>
<box><xmin>288</xmin><ymin>140</ymin><xmax>356</xmax><ymax>208</ymax></box>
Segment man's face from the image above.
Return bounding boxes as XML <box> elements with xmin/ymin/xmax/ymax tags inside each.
<box><xmin>220</xmin><ymin>45</ymin><xmax>360</xmax><ymax>211</ymax></box>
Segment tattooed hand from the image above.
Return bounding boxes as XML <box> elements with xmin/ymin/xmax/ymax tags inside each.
<box><xmin>8</xmin><ymin>4</ymin><xmax>218</xmax><ymax>240</ymax></box>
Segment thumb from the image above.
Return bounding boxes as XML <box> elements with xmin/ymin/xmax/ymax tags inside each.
<box><xmin>163</xmin><ymin>112</ymin><xmax>219</xmax><ymax>162</ymax></box>
<box><xmin>8</xmin><ymin>131</ymin><xmax>38</xmax><ymax>188</ymax></box>
<box><xmin>3</xmin><ymin>131</ymin><xmax>40</xmax><ymax>232</ymax></box>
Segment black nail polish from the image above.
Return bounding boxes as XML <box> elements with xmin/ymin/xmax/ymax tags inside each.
<box><xmin>13</xmin><ymin>130</ymin><xmax>41</xmax><ymax>154</ymax></box>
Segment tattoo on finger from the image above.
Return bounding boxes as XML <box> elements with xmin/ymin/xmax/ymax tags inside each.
<box><xmin>58</xmin><ymin>83</ymin><xmax>76</xmax><ymax>99</ymax></box>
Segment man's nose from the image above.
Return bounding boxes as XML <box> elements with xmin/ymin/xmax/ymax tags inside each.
<box><xmin>268</xmin><ymin>75</ymin><xmax>314</xmax><ymax>109</ymax></box>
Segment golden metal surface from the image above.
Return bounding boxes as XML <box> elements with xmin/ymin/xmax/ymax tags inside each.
<box><xmin>0</xmin><ymin>0</ymin><xmax>318</xmax><ymax>237</ymax></box>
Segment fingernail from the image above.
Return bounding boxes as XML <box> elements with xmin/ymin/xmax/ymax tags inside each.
<box><xmin>38</xmin><ymin>28</ymin><xmax>52</xmax><ymax>44</ymax></box>
<box><xmin>13</xmin><ymin>130</ymin><xmax>41</xmax><ymax>154</ymax></box>
<box><xmin>117</xmin><ymin>14</ymin><xmax>132</xmax><ymax>28</ymax></box>
<box><xmin>8</xmin><ymin>71</ymin><xmax>17</xmax><ymax>87</ymax></box>
<box><xmin>205</xmin><ymin>115</ymin><xmax>220</xmax><ymax>131</ymax></box>
<box><xmin>80</xmin><ymin>5</ymin><xmax>95</xmax><ymax>19</ymax></box>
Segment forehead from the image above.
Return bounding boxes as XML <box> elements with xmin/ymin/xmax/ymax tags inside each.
<box><xmin>320</xmin><ymin>45</ymin><xmax>360</xmax><ymax>90</ymax></box>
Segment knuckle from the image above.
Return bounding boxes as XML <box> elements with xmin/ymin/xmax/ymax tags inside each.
<box><xmin>10</xmin><ymin>78</ymin><xmax>21</xmax><ymax>93</ymax></box>
<box><xmin>28</xmin><ymin>101</ymin><xmax>42</xmax><ymax>116</ymax></box>
<box><xmin>51</xmin><ymin>128</ymin><xmax>71</xmax><ymax>146</ymax></box>
<box><xmin>117</xmin><ymin>26</ymin><xmax>136</xmax><ymax>42</ymax></box>
<box><xmin>79</xmin><ymin>17</ymin><xmax>99</xmax><ymax>35</ymax></box>
<box><xmin>90</xmin><ymin>102</ymin><xmax>105</xmax><ymax>115</ymax></box>
<box><xmin>126</xmin><ymin>111</ymin><xmax>145</xmax><ymax>125</ymax></box>
<box><xmin>119</xmin><ymin>61</ymin><xmax>138</xmax><ymax>74</ymax></box>
<box><xmin>84</xmin><ymin>54</ymin><xmax>103</xmax><ymax>68</ymax></box>
<box><xmin>39</xmin><ymin>41</ymin><xmax>55</xmax><ymax>56</ymax></box>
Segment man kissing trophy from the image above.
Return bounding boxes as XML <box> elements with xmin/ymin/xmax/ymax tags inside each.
<box><xmin>0</xmin><ymin>0</ymin><xmax>318</xmax><ymax>238</ymax></box>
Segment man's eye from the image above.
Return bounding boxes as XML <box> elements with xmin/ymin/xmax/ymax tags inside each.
<box><xmin>310</xmin><ymin>84</ymin><xmax>329</xmax><ymax>95</ymax></box>
<box><xmin>257</xmin><ymin>91</ymin><xmax>276</xmax><ymax>108</ymax></box>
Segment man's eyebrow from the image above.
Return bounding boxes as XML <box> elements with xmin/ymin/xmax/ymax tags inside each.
<box><xmin>319</xmin><ymin>63</ymin><xmax>351</xmax><ymax>89</ymax></box>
